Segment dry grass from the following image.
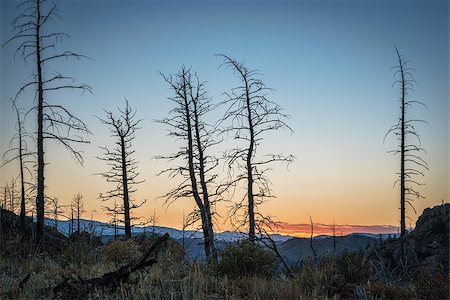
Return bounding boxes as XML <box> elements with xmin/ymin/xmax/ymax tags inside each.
<box><xmin>0</xmin><ymin>235</ymin><xmax>447</xmax><ymax>299</ymax></box>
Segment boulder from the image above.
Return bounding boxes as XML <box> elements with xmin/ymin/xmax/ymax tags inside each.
<box><xmin>368</xmin><ymin>203</ymin><xmax>449</xmax><ymax>276</ymax></box>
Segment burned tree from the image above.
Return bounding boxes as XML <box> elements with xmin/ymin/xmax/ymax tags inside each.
<box><xmin>1</xmin><ymin>100</ymin><xmax>35</xmax><ymax>229</ymax></box>
<box><xmin>1</xmin><ymin>186</ymin><xmax>7</xmax><ymax>210</ymax></box>
<box><xmin>48</xmin><ymin>197</ymin><xmax>64</xmax><ymax>231</ymax></box>
<box><xmin>216</xmin><ymin>54</ymin><xmax>294</xmax><ymax>241</ymax></box>
<box><xmin>3</xmin><ymin>0</ymin><xmax>92</xmax><ymax>245</ymax></box>
<box><xmin>104</xmin><ymin>199</ymin><xmax>120</xmax><ymax>240</ymax></box>
<box><xmin>156</xmin><ymin>66</ymin><xmax>219</xmax><ymax>262</ymax></box>
<box><xmin>96</xmin><ymin>100</ymin><xmax>144</xmax><ymax>238</ymax></box>
<box><xmin>72</xmin><ymin>193</ymin><xmax>85</xmax><ymax>234</ymax></box>
<box><xmin>309</xmin><ymin>215</ymin><xmax>317</xmax><ymax>262</ymax></box>
<box><xmin>385</xmin><ymin>46</ymin><xmax>428</xmax><ymax>262</ymax></box>
<box><xmin>1</xmin><ymin>179</ymin><xmax>19</xmax><ymax>213</ymax></box>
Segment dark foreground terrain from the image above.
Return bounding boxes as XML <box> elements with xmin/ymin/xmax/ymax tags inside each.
<box><xmin>0</xmin><ymin>204</ymin><xmax>448</xmax><ymax>299</ymax></box>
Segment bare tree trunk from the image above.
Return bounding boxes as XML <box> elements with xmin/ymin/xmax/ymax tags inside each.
<box><xmin>183</xmin><ymin>80</ymin><xmax>211</xmax><ymax>261</ymax></box>
<box><xmin>2</xmin><ymin>187</ymin><xmax>6</xmax><ymax>210</ymax></box>
<box><xmin>77</xmin><ymin>205</ymin><xmax>80</xmax><ymax>234</ymax></box>
<box><xmin>386</xmin><ymin>47</ymin><xmax>428</xmax><ymax>266</ymax></box>
<box><xmin>120</xmin><ymin>137</ymin><xmax>132</xmax><ymax>238</ymax></box>
<box><xmin>114</xmin><ymin>201</ymin><xmax>118</xmax><ymax>240</ymax></box>
<box><xmin>5</xmin><ymin>0</ymin><xmax>92</xmax><ymax>248</ymax></box>
<box><xmin>70</xmin><ymin>206</ymin><xmax>74</xmax><ymax>236</ymax></box>
<box><xmin>309</xmin><ymin>215</ymin><xmax>317</xmax><ymax>262</ymax></box>
<box><xmin>1</xmin><ymin>100</ymin><xmax>32</xmax><ymax>229</ymax></box>
<box><xmin>217</xmin><ymin>55</ymin><xmax>293</xmax><ymax>243</ymax></box>
<box><xmin>332</xmin><ymin>220</ymin><xmax>337</xmax><ymax>258</ymax></box>
<box><xmin>158</xmin><ymin>68</ymin><xmax>220</xmax><ymax>263</ymax></box>
<box><xmin>398</xmin><ymin>48</ymin><xmax>406</xmax><ymax>262</ymax></box>
<box><xmin>9</xmin><ymin>180</ymin><xmax>16</xmax><ymax>214</ymax></box>
<box><xmin>34</xmin><ymin>0</ymin><xmax>46</xmax><ymax>246</ymax></box>
<box><xmin>96</xmin><ymin>100</ymin><xmax>143</xmax><ymax>240</ymax></box>
<box><xmin>18</xmin><ymin>117</ymin><xmax>26</xmax><ymax>229</ymax></box>
<box><xmin>245</xmin><ymin>81</ymin><xmax>256</xmax><ymax>242</ymax></box>
<box><xmin>192</xmin><ymin>99</ymin><xmax>217</xmax><ymax>262</ymax></box>
<box><xmin>54</xmin><ymin>203</ymin><xmax>58</xmax><ymax>231</ymax></box>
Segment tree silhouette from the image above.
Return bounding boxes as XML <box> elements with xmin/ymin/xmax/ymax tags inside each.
<box><xmin>1</xmin><ymin>186</ymin><xmax>7</xmax><ymax>211</ymax></box>
<box><xmin>96</xmin><ymin>99</ymin><xmax>144</xmax><ymax>238</ymax></box>
<box><xmin>3</xmin><ymin>0</ymin><xmax>92</xmax><ymax>245</ymax></box>
<box><xmin>216</xmin><ymin>54</ymin><xmax>294</xmax><ymax>241</ymax></box>
<box><xmin>1</xmin><ymin>100</ymin><xmax>35</xmax><ymax>229</ymax></box>
<box><xmin>156</xmin><ymin>66</ymin><xmax>219</xmax><ymax>262</ymax></box>
<box><xmin>104</xmin><ymin>199</ymin><xmax>120</xmax><ymax>240</ymax></box>
<box><xmin>48</xmin><ymin>197</ymin><xmax>64</xmax><ymax>231</ymax></box>
<box><xmin>1</xmin><ymin>179</ymin><xmax>19</xmax><ymax>213</ymax></box>
<box><xmin>385</xmin><ymin>46</ymin><xmax>428</xmax><ymax>262</ymax></box>
<box><xmin>72</xmin><ymin>193</ymin><xmax>85</xmax><ymax>234</ymax></box>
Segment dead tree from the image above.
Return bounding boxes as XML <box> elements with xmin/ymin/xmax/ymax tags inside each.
<box><xmin>332</xmin><ymin>219</ymin><xmax>337</xmax><ymax>258</ymax></box>
<box><xmin>150</xmin><ymin>210</ymin><xmax>159</xmax><ymax>235</ymax></box>
<box><xmin>1</xmin><ymin>100</ymin><xmax>35</xmax><ymax>229</ymax></box>
<box><xmin>216</xmin><ymin>54</ymin><xmax>294</xmax><ymax>241</ymax></box>
<box><xmin>69</xmin><ymin>204</ymin><xmax>74</xmax><ymax>236</ymax></box>
<box><xmin>103</xmin><ymin>199</ymin><xmax>120</xmax><ymax>240</ymax></box>
<box><xmin>96</xmin><ymin>99</ymin><xmax>144</xmax><ymax>238</ymax></box>
<box><xmin>309</xmin><ymin>215</ymin><xmax>317</xmax><ymax>262</ymax></box>
<box><xmin>257</xmin><ymin>226</ymin><xmax>294</xmax><ymax>278</ymax></box>
<box><xmin>2</xmin><ymin>186</ymin><xmax>7</xmax><ymax>210</ymax></box>
<box><xmin>156</xmin><ymin>66</ymin><xmax>219</xmax><ymax>262</ymax></box>
<box><xmin>139</xmin><ymin>209</ymin><xmax>159</xmax><ymax>235</ymax></box>
<box><xmin>10</xmin><ymin>180</ymin><xmax>17</xmax><ymax>213</ymax></box>
<box><xmin>1</xmin><ymin>179</ymin><xmax>21</xmax><ymax>214</ymax></box>
<box><xmin>2</xmin><ymin>180</ymin><xmax>14</xmax><ymax>213</ymax></box>
<box><xmin>72</xmin><ymin>193</ymin><xmax>85</xmax><ymax>234</ymax></box>
<box><xmin>385</xmin><ymin>46</ymin><xmax>428</xmax><ymax>262</ymax></box>
<box><xmin>3</xmin><ymin>0</ymin><xmax>92</xmax><ymax>245</ymax></box>
<box><xmin>48</xmin><ymin>197</ymin><xmax>64</xmax><ymax>231</ymax></box>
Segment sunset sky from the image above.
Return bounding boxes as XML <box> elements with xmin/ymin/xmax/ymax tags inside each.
<box><xmin>1</xmin><ymin>0</ymin><xmax>448</xmax><ymax>236</ymax></box>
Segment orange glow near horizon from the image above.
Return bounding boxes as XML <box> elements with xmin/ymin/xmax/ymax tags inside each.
<box><xmin>267</xmin><ymin>222</ymin><xmax>399</xmax><ymax>238</ymax></box>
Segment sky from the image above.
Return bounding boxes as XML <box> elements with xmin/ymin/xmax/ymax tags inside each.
<box><xmin>0</xmin><ymin>0</ymin><xmax>448</xmax><ymax>236</ymax></box>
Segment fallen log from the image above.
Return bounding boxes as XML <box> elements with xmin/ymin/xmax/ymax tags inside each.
<box><xmin>52</xmin><ymin>233</ymin><xmax>170</xmax><ymax>299</ymax></box>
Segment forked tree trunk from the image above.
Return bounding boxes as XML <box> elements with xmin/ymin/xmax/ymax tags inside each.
<box><xmin>182</xmin><ymin>74</ymin><xmax>213</xmax><ymax>261</ymax></box>
<box><xmin>193</xmin><ymin>99</ymin><xmax>217</xmax><ymax>262</ymax></box>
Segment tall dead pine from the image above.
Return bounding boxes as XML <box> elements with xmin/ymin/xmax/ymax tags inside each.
<box><xmin>217</xmin><ymin>54</ymin><xmax>294</xmax><ymax>241</ymax></box>
<box><xmin>385</xmin><ymin>46</ymin><xmax>428</xmax><ymax>262</ymax></box>
<box><xmin>3</xmin><ymin>0</ymin><xmax>92</xmax><ymax>245</ymax></box>
<box><xmin>96</xmin><ymin>99</ymin><xmax>144</xmax><ymax>238</ymax></box>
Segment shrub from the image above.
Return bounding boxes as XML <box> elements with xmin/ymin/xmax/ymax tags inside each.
<box><xmin>369</xmin><ymin>282</ymin><xmax>415</xmax><ymax>300</ymax></box>
<box><xmin>413</xmin><ymin>267</ymin><xmax>449</xmax><ymax>300</ymax></box>
<box><xmin>294</xmin><ymin>251</ymin><xmax>372</xmax><ymax>298</ymax></box>
<box><xmin>334</xmin><ymin>250</ymin><xmax>371</xmax><ymax>284</ymax></box>
<box><xmin>100</xmin><ymin>238</ymin><xmax>143</xmax><ymax>266</ymax></box>
<box><xmin>216</xmin><ymin>240</ymin><xmax>278</xmax><ymax>278</ymax></box>
<box><xmin>58</xmin><ymin>231</ymin><xmax>102</xmax><ymax>266</ymax></box>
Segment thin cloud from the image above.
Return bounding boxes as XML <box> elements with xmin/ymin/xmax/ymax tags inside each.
<box><xmin>272</xmin><ymin>222</ymin><xmax>399</xmax><ymax>237</ymax></box>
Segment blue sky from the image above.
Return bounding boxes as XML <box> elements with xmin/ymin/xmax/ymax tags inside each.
<box><xmin>1</xmin><ymin>0</ymin><xmax>448</xmax><ymax>232</ymax></box>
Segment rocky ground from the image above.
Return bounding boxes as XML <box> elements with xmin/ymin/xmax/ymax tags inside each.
<box><xmin>367</xmin><ymin>203</ymin><xmax>449</xmax><ymax>277</ymax></box>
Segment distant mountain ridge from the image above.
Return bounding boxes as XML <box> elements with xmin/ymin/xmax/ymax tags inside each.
<box><xmin>44</xmin><ymin>218</ymin><xmax>295</xmax><ymax>242</ymax></box>
<box><xmin>44</xmin><ymin>218</ymin><xmax>398</xmax><ymax>243</ymax></box>
<box><xmin>43</xmin><ymin>217</ymin><xmax>401</xmax><ymax>262</ymax></box>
